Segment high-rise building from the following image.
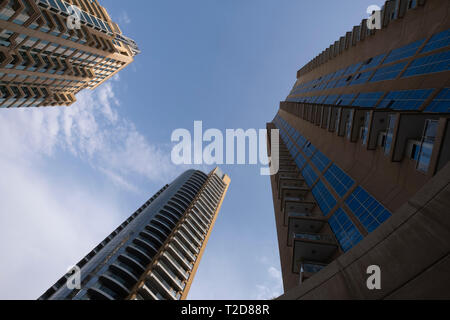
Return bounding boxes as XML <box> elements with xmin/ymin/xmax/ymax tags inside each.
<box><xmin>268</xmin><ymin>0</ymin><xmax>450</xmax><ymax>299</ymax></box>
<box><xmin>0</xmin><ymin>0</ymin><xmax>139</xmax><ymax>108</ymax></box>
<box><xmin>39</xmin><ymin>168</ymin><xmax>230</xmax><ymax>300</ymax></box>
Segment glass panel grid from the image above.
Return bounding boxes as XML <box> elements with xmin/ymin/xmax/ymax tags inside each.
<box><xmin>302</xmin><ymin>164</ymin><xmax>318</xmax><ymax>187</ymax></box>
<box><xmin>312</xmin><ymin>180</ymin><xmax>337</xmax><ymax>216</ymax></box>
<box><xmin>370</xmin><ymin>61</ymin><xmax>408</xmax><ymax>82</ymax></box>
<box><xmin>329</xmin><ymin>208</ymin><xmax>363</xmax><ymax>252</ymax></box>
<box><xmin>351</xmin><ymin>92</ymin><xmax>384</xmax><ymax>108</ymax></box>
<box><xmin>425</xmin><ymin>88</ymin><xmax>450</xmax><ymax>113</ymax></box>
<box><xmin>421</xmin><ymin>29</ymin><xmax>450</xmax><ymax>53</ymax></box>
<box><xmin>324</xmin><ymin>164</ymin><xmax>355</xmax><ymax>198</ymax></box>
<box><xmin>377</xmin><ymin>89</ymin><xmax>434</xmax><ymax>111</ymax></box>
<box><xmin>345</xmin><ymin>186</ymin><xmax>392</xmax><ymax>233</ymax></box>
<box><xmin>383</xmin><ymin>39</ymin><xmax>425</xmax><ymax>64</ymax></box>
<box><xmin>402</xmin><ymin>50</ymin><xmax>450</xmax><ymax>78</ymax></box>
<box><xmin>311</xmin><ymin>150</ymin><xmax>330</xmax><ymax>173</ymax></box>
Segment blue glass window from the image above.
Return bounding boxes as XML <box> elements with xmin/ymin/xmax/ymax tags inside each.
<box><xmin>336</xmin><ymin>93</ymin><xmax>357</xmax><ymax>106</ymax></box>
<box><xmin>316</xmin><ymin>95</ymin><xmax>327</xmax><ymax>104</ymax></box>
<box><xmin>377</xmin><ymin>89</ymin><xmax>433</xmax><ymax>111</ymax></box>
<box><xmin>421</xmin><ymin>28</ymin><xmax>450</xmax><ymax>53</ymax></box>
<box><xmin>359</xmin><ymin>54</ymin><xmax>386</xmax><ymax>72</ymax></box>
<box><xmin>329</xmin><ymin>208</ymin><xmax>363</xmax><ymax>252</ymax></box>
<box><xmin>383</xmin><ymin>39</ymin><xmax>425</xmax><ymax>64</ymax></box>
<box><xmin>370</xmin><ymin>61</ymin><xmax>408</xmax><ymax>82</ymax></box>
<box><xmin>345</xmin><ymin>186</ymin><xmax>392</xmax><ymax>233</ymax></box>
<box><xmin>324</xmin><ymin>95</ymin><xmax>340</xmax><ymax>105</ymax></box>
<box><xmin>302</xmin><ymin>164</ymin><xmax>318</xmax><ymax>187</ymax></box>
<box><xmin>312</xmin><ymin>180</ymin><xmax>337</xmax><ymax>216</ymax></box>
<box><xmin>295</xmin><ymin>153</ymin><xmax>307</xmax><ymax>170</ymax></box>
<box><xmin>311</xmin><ymin>150</ymin><xmax>330</xmax><ymax>173</ymax></box>
<box><xmin>351</xmin><ymin>92</ymin><xmax>384</xmax><ymax>108</ymax></box>
<box><xmin>303</xmin><ymin>142</ymin><xmax>316</xmax><ymax>158</ymax></box>
<box><xmin>324</xmin><ymin>164</ymin><xmax>355</xmax><ymax>198</ymax></box>
<box><xmin>297</xmin><ymin>134</ymin><xmax>307</xmax><ymax>148</ymax></box>
<box><xmin>402</xmin><ymin>50</ymin><xmax>450</xmax><ymax>78</ymax></box>
<box><xmin>350</xmin><ymin>70</ymin><xmax>374</xmax><ymax>85</ymax></box>
<box><xmin>425</xmin><ymin>88</ymin><xmax>450</xmax><ymax>113</ymax></box>
<box><xmin>343</xmin><ymin>62</ymin><xmax>362</xmax><ymax>76</ymax></box>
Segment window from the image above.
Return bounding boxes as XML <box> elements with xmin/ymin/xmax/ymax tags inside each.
<box><xmin>402</xmin><ymin>50</ymin><xmax>450</xmax><ymax>78</ymax></box>
<box><xmin>324</xmin><ymin>95</ymin><xmax>340</xmax><ymax>105</ymax></box>
<box><xmin>383</xmin><ymin>39</ymin><xmax>425</xmax><ymax>64</ymax></box>
<box><xmin>421</xmin><ymin>28</ymin><xmax>450</xmax><ymax>53</ymax></box>
<box><xmin>359</xmin><ymin>53</ymin><xmax>386</xmax><ymax>72</ymax></box>
<box><xmin>329</xmin><ymin>208</ymin><xmax>363</xmax><ymax>252</ymax></box>
<box><xmin>417</xmin><ymin>119</ymin><xmax>439</xmax><ymax>173</ymax></box>
<box><xmin>377</xmin><ymin>89</ymin><xmax>433</xmax><ymax>111</ymax></box>
<box><xmin>425</xmin><ymin>88</ymin><xmax>450</xmax><ymax>113</ymax></box>
<box><xmin>303</xmin><ymin>142</ymin><xmax>316</xmax><ymax>158</ymax></box>
<box><xmin>324</xmin><ymin>164</ymin><xmax>355</xmax><ymax>198</ymax></box>
<box><xmin>370</xmin><ymin>61</ymin><xmax>408</xmax><ymax>82</ymax></box>
<box><xmin>312</xmin><ymin>180</ymin><xmax>337</xmax><ymax>216</ymax></box>
<box><xmin>295</xmin><ymin>153</ymin><xmax>307</xmax><ymax>171</ymax></box>
<box><xmin>336</xmin><ymin>94</ymin><xmax>357</xmax><ymax>106</ymax></box>
<box><xmin>345</xmin><ymin>187</ymin><xmax>392</xmax><ymax>233</ymax></box>
<box><xmin>361</xmin><ymin>112</ymin><xmax>371</xmax><ymax>145</ymax></box>
<box><xmin>302</xmin><ymin>164</ymin><xmax>318</xmax><ymax>187</ymax></box>
<box><xmin>384</xmin><ymin>114</ymin><xmax>397</xmax><ymax>155</ymax></box>
<box><xmin>352</xmin><ymin>92</ymin><xmax>384</xmax><ymax>108</ymax></box>
<box><xmin>311</xmin><ymin>150</ymin><xmax>330</xmax><ymax>173</ymax></box>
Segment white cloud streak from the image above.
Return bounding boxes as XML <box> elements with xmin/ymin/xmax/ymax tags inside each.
<box><xmin>0</xmin><ymin>78</ymin><xmax>179</xmax><ymax>299</ymax></box>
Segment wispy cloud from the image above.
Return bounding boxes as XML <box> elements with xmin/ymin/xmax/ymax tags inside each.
<box><xmin>254</xmin><ymin>265</ymin><xmax>283</xmax><ymax>300</ymax></box>
<box><xmin>0</xmin><ymin>78</ymin><xmax>178</xmax><ymax>191</ymax></box>
<box><xmin>117</xmin><ymin>11</ymin><xmax>131</xmax><ymax>25</ymax></box>
<box><xmin>0</xmin><ymin>78</ymin><xmax>180</xmax><ymax>299</ymax></box>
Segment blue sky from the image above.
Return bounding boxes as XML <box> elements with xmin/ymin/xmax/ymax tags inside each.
<box><xmin>0</xmin><ymin>0</ymin><xmax>384</xmax><ymax>299</ymax></box>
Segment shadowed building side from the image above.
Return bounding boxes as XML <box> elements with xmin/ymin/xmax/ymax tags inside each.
<box><xmin>39</xmin><ymin>168</ymin><xmax>230</xmax><ymax>300</ymax></box>
<box><xmin>267</xmin><ymin>0</ymin><xmax>450</xmax><ymax>299</ymax></box>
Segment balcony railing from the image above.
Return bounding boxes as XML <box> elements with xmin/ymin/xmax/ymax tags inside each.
<box><xmin>294</xmin><ymin>233</ymin><xmax>336</xmax><ymax>244</ymax></box>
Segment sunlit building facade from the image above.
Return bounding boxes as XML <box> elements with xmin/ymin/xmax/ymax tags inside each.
<box><xmin>39</xmin><ymin>168</ymin><xmax>230</xmax><ymax>300</ymax></box>
<box><xmin>0</xmin><ymin>0</ymin><xmax>139</xmax><ymax>108</ymax></box>
<box><xmin>268</xmin><ymin>0</ymin><xmax>450</xmax><ymax>299</ymax></box>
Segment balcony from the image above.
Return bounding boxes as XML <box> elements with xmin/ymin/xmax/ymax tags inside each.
<box><xmin>280</xmin><ymin>186</ymin><xmax>310</xmax><ymax>212</ymax></box>
<box><xmin>287</xmin><ymin>212</ymin><xmax>326</xmax><ymax>246</ymax></box>
<box><xmin>277</xmin><ymin>177</ymin><xmax>306</xmax><ymax>196</ymax></box>
<box><xmin>283</xmin><ymin>201</ymin><xmax>316</xmax><ymax>225</ymax></box>
<box><xmin>168</xmin><ymin>243</ymin><xmax>194</xmax><ymax>270</ymax></box>
<box><xmin>172</xmin><ymin>236</ymin><xmax>197</xmax><ymax>261</ymax></box>
<box><xmin>149</xmin><ymin>270</ymin><xmax>179</xmax><ymax>300</ymax></box>
<box><xmin>299</xmin><ymin>261</ymin><xmax>328</xmax><ymax>285</ymax></box>
<box><xmin>292</xmin><ymin>232</ymin><xmax>338</xmax><ymax>273</ymax></box>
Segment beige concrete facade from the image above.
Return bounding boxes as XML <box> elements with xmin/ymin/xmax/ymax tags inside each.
<box><xmin>0</xmin><ymin>0</ymin><xmax>137</xmax><ymax>108</ymax></box>
<box><xmin>268</xmin><ymin>0</ymin><xmax>450</xmax><ymax>298</ymax></box>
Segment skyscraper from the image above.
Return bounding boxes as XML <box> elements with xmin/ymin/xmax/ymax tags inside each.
<box><xmin>268</xmin><ymin>0</ymin><xmax>450</xmax><ymax>299</ymax></box>
<box><xmin>0</xmin><ymin>0</ymin><xmax>139</xmax><ymax>108</ymax></box>
<box><xmin>39</xmin><ymin>168</ymin><xmax>230</xmax><ymax>300</ymax></box>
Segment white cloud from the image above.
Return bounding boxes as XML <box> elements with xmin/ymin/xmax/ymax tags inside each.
<box><xmin>0</xmin><ymin>78</ymin><xmax>178</xmax><ymax>189</ymax></box>
<box><xmin>254</xmin><ymin>266</ymin><xmax>283</xmax><ymax>300</ymax></box>
<box><xmin>117</xmin><ymin>11</ymin><xmax>131</xmax><ymax>25</ymax></box>
<box><xmin>0</xmin><ymin>78</ymin><xmax>180</xmax><ymax>299</ymax></box>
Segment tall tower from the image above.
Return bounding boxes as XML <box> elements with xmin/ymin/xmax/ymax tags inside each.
<box><xmin>268</xmin><ymin>0</ymin><xmax>450</xmax><ymax>299</ymax></box>
<box><xmin>39</xmin><ymin>168</ymin><xmax>230</xmax><ymax>300</ymax></box>
<box><xmin>0</xmin><ymin>0</ymin><xmax>139</xmax><ymax>108</ymax></box>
